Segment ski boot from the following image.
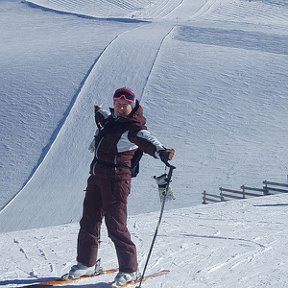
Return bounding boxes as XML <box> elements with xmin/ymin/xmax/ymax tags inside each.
<box><xmin>111</xmin><ymin>271</ymin><xmax>139</xmax><ymax>287</ymax></box>
<box><xmin>61</xmin><ymin>259</ymin><xmax>103</xmax><ymax>280</ymax></box>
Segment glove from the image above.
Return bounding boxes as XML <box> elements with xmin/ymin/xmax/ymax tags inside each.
<box><xmin>158</xmin><ymin>149</ymin><xmax>176</xmax><ymax>163</ymax></box>
<box><xmin>94</xmin><ymin>103</ymin><xmax>103</xmax><ymax>112</ymax></box>
<box><xmin>154</xmin><ymin>174</ymin><xmax>175</xmax><ymax>202</ymax></box>
<box><xmin>158</xmin><ymin>185</ymin><xmax>175</xmax><ymax>202</ymax></box>
<box><xmin>88</xmin><ymin>129</ymin><xmax>99</xmax><ymax>153</ymax></box>
<box><xmin>88</xmin><ymin>138</ymin><xmax>96</xmax><ymax>153</ymax></box>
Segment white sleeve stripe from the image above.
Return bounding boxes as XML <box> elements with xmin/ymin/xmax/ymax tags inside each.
<box><xmin>117</xmin><ymin>131</ymin><xmax>138</xmax><ymax>153</ymax></box>
<box><xmin>136</xmin><ymin>130</ymin><xmax>165</xmax><ymax>151</ymax></box>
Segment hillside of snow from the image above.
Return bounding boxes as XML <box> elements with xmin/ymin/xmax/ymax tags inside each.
<box><xmin>1</xmin><ymin>0</ymin><xmax>288</xmax><ymax>234</ymax></box>
<box><xmin>1</xmin><ymin>0</ymin><xmax>288</xmax><ymax>287</ymax></box>
<box><xmin>2</xmin><ymin>193</ymin><xmax>288</xmax><ymax>287</ymax></box>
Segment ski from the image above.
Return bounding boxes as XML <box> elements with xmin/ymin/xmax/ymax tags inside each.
<box><xmin>110</xmin><ymin>269</ymin><xmax>170</xmax><ymax>288</ymax></box>
<box><xmin>19</xmin><ymin>268</ymin><xmax>118</xmax><ymax>288</ymax></box>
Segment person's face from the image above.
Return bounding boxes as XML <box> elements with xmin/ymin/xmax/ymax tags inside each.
<box><xmin>114</xmin><ymin>99</ymin><xmax>133</xmax><ymax>116</ymax></box>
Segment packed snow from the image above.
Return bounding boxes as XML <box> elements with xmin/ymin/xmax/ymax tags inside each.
<box><xmin>1</xmin><ymin>0</ymin><xmax>288</xmax><ymax>287</ymax></box>
<box><xmin>2</xmin><ymin>194</ymin><xmax>288</xmax><ymax>288</ymax></box>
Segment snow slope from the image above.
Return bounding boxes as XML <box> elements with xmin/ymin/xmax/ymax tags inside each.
<box><xmin>2</xmin><ymin>193</ymin><xmax>288</xmax><ymax>287</ymax></box>
<box><xmin>1</xmin><ymin>0</ymin><xmax>288</xmax><ymax>287</ymax></box>
<box><xmin>0</xmin><ymin>0</ymin><xmax>142</xmax><ymax>209</ymax></box>
<box><xmin>1</xmin><ymin>0</ymin><xmax>288</xmax><ymax>232</ymax></box>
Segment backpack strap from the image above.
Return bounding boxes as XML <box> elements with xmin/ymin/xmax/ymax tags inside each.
<box><xmin>130</xmin><ymin>149</ymin><xmax>143</xmax><ymax>177</ymax></box>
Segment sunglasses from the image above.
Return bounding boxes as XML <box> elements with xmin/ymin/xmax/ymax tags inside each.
<box><xmin>113</xmin><ymin>91</ymin><xmax>135</xmax><ymax>103</ymax></box>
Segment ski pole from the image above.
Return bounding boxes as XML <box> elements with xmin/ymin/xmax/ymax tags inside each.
<box><xmin>136</xmin><ymin>163</ymin><xmax>176</xmax><ymax>288</ymax></box>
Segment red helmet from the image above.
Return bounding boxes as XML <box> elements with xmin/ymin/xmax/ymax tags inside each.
<box><xmin>113</xmin><ymin>87</ymin><xmax>136</xmax><ymax>103</ymax></box>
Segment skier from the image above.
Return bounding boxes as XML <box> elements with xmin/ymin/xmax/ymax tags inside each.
<box><xmin>63</xmin><ymin>87</ymin><xmax>175</xmax><ymax>287</ymax></box>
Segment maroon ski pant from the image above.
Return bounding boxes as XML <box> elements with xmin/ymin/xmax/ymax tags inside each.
<box><xmin>77</xmin><ymin>169</ymin><xmax>137</xmax><ymax>273</ymax></box>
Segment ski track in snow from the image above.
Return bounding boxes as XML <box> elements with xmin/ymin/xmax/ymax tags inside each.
<box><xmin>15</xmin><ymin>0</ymin><xmax>191</xmax><ymax>200</ymax></box>
<box><xmin>0</xmin><ymin>0</ymin><xmax>224</xmax><ymax>220</ymax></box>
<box><xmin>16</xmin><ymin>0</ymin><xmax>287</xmax><ymax>217</ymax></box>
<box><xmin>0</xmin><ymin>0</ymin><xmax>288</xmax><ymax>266</ymax></box>
<box><xmin>1</xmin><ymin>2</ymin><xmax>288</xmax><ymax>287</ymax></box>
<box><xmin>189</xmin><ymin>0</ymin><xmax>222</xmax><ymax>20</ymax></box>
<box><xmin>0</xmin><ymin>23</ymin><xmax>141</xmax><ymax>213</ymax></box>
<box><xmin>2</xmin><ymin>194</ymin><xmax>288</xmax><ymax>287</ymax></box>
<box><xmin>0</xmin><ymin>0</ymin><xmax>219</xmax><ymax>231</ymax></box>
<box><xmin>0</xmin><ymin>21</ymin><xmax>176</xmax><ymax>230</ymax></box>
<box><xmin>25</xmin><ymin>0</ymin><xmax>185</xmax><ymax>20</ymax></box>
<box><xmin>159</xmin><ymin>204</ymin><xmax>287</xmax><ymax>287</ymax></box>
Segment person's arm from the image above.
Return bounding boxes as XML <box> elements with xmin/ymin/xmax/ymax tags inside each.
<box><xmin>128</xmin><ymin>127</ymin><xmax>176</xmax><ymax>162</ymax></box>
<box><xmin>94</xmin><ymin>104</ymin><xmax>110</xmax><ymax>127</ymax></box>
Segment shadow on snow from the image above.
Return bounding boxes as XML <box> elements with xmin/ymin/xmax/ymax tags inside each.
<box><xmin>174</xmin><ymin>26</ymin><xmax>288</xmax><ymax>55</ymax></box>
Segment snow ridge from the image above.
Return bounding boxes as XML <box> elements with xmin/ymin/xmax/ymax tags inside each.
<box><xmin>25</xmin><ymin>0</ymin><xmax>184</xmax><ymax>20</ymax></box>
<box><xmin>0</xmin><ymin>33</ymin><xmax>121</xmax><ymax>213</ymax></box>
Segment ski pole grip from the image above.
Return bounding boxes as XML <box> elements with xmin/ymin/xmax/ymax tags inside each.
<box><xmin>164</xmin><ymin>161</ymin><xmax>176</xmax><ymax>169</ymax></box>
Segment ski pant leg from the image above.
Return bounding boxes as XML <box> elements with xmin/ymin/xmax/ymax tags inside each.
<box><xmin>77</xmin><ymin>175</ymin><xmax>103</xmax><ymax>267</ymax></box>
<box><xmin>103</xmin><ymin>177</ymin><xmax>138</xmax><ymax>273</ymax></box>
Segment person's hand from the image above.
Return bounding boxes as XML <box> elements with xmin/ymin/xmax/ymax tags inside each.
<box><xmin>94</xmin><ymin>103</ymin><xmax>103</xmax><ymax>112</ymax></box>
<box><xmin>159</xmin><ymin>148</ymin><xmax>176</xmax><ymax>163</ymax></box>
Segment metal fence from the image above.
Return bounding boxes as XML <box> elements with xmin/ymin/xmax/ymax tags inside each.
<box><xmin>202</xmin><ymin>179</ymin><xmax>288</xmax><ymax>204</ymax></box>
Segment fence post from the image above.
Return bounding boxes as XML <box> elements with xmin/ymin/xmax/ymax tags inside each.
<box><xmin>219</xmin><ymin>187</ymin><xmax>225</xmax><ymax>201</ymax></box>
<box><xmin>263</xmin><ymin>180</ymin><xmax>269</xmax><ymax>195</ymax></box>
<box><xmin>202</xmin><ymin>191</ymin><xmax>207</xmax><ymax>204</ymax></box>
<box><xmin>241</xmin><ymin>185</ymin><xmax>246</xmax><ymax>199</ymax></box>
